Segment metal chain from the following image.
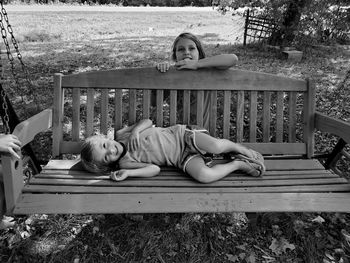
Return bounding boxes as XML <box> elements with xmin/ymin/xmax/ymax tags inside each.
<box><xmin>1</xmin><ymin>3</ymin><xmax>33</xmax><ymax>92</ymax></box>
<box><xmin>0</xmin><ymin>86</ymin><xmax>10</xmax><ymax>134</ymax></box>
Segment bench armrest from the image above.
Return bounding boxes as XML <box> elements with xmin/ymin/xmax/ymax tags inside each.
<box><xmin>2</xmin><ymin>108</ymin><xmax>52</xmax><ymax>214</ymax></box>
<box><xmin>12</xmin><ymin>108</ymin><xmax>52</xmax><ymax>147</ymax></box>
<box><xmin>315</xmin><ymin>111</ymin><xmax>350</xmax><ymax>144</ymax></box>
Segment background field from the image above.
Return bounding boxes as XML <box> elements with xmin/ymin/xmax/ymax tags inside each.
<box><xmin>1</xmin><ymin>5</ymin><xmax>350</xmax><ymax>263</ymax></box>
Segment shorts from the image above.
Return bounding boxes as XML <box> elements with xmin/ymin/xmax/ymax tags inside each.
<box><xmin>180</xmin><ymin>125</ymin><xmax>213</xmax><ymax>172</ymax></box>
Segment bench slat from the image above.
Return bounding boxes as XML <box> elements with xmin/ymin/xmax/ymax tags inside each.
<box><xmin>170</xmin><ymin>90</ymin><xmax>177</xmax><ymax>125</ymax></box>
<box><xmin>114</xmin><ymin>89</ymin><xmax>123</xmax><ymax>131</ymax></box>
<box><xmin>35</xmin><ymin>171</ymin><xmax>338</xmax><ymax>180</ymax></box>
<box><xmin>276</xmin><ymin>91</ymin><xmax>284</xmax><ymax>142</ymax></box>
<box><xmin>183</xmin><ymin>90</ymin><xmax>190</xmax><ymax>124</ymax></box>
<box><xmin>27</xmin><ymin>177</ymin><xmax>346</xmax><ymax>188</ymax></box>
<box><xmin>249</xmin><ymin>91</ymin><xmax>258</xmax><ymax>142</ymax></box>
<box><xmin>23</xmin><ymin>184</ymin><xmax>350</xmax><ymax>194</ymax></box>
<box><xmin>142</xmin><ymin>89</ymin><xmax>150</xmax><ymax>119</ymax></box>
<box><xmin>86</xmin><ymin>88</ymin><xmax>94</xmax><ymax>137</ymax></box>
<box><xmin>43</xmin><ymin>158</ymin><xmax>324</xmax><ymax>171</ymax></box>
<box><xmin>236</xmin><ymin>91</ymin><xmax>244</xmax><ymax>142</ymax></box>
<box><xmin>263</xmin><ymin>91</ymin><xmax>271</xmax><ymax>142</ymax></box>
<box><xmin>72</xmin><ymin>88</ymin><xmax>80</xmax><ymax>140</ymax></box>
<box><xmin>288</xmin><ymin>92</ymin><xmax>297</xmax><ymax>142</ymax></box>
<box><xmin>101</xmin><ymin>89</ymin><xmax>109</xmax><ymax>134</ymax></box>
<box><xmin>128</xmin><ymin>89</ymin><xmax>137</xmax><ymax>124</ymax></box>
<box><xmin>14</xmin><ymin>192</ymin><xmax>350</xmax><ymax>214</ymax></box>
<box><xmin>156</xmin><ymin>90</ymin><xmax>163</xmax><ymax>126</ymax></box>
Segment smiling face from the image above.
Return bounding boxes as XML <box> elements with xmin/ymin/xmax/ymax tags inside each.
<box><xmin>89</xmin><ymin>136</ymin><xmax>123</xmax><ymax>165</ymax></box>
<box><xmin>171</xmin><ymin>33</ymin><xmax>205</xmax><ymax>62</ymax></box>
<box><xmin>174</xmin><ymin>38</ymin><xmax>200</xmax><ymax>62</ymax></box>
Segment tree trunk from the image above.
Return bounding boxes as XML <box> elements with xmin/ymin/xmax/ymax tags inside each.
<box><xmin>269</xmin><ymin>0</ymin><xmax>311</xmax><ymax>47</ymax></box>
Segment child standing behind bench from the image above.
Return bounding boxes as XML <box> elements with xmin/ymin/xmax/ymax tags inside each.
<box><xmin>80</xmin><ymin>119</ymin><xmax>265</xmax><ymax>184</ymax></box>
<box><xmin>156</xmin><ymin>32</ymin><xmax>238</xmax><ymax>128</ymax></box>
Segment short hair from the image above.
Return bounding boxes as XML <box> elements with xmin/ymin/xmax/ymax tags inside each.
<box><xmin>171</xmin><ymin>32</ymin><xmax>206</xmax><ymax>61</ymax></box>
<box><xmin>80</xmin><ymin>134</ymin><xmax>119</xmax><ymax>174</ymax></box>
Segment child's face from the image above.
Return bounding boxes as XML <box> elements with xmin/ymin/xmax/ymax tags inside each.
<box><xmin>175</xmin><ymin>38</ymin><xmax>199</xmax><ymax>62</ymax></box>
<box><xmin>90</xmin><ymin>136</ymin><xmax>124</xmax><ymax>165</ymax></box>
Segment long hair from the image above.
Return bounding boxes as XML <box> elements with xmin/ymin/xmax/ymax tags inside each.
<box><xmin>171</xmin><ymin>32</ymin><xmax>206</xmax><ymax>61</ymax></box>
<box><xmin>80</xmin><ymin>135</ymin><xmax>119</xmax><ymax>174</ymax></box>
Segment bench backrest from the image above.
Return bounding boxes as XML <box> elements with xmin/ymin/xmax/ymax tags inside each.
<box><xmin>52</xmin><ymin>67</ymin><xmax>315</xmax><ymax>158</ymax></box>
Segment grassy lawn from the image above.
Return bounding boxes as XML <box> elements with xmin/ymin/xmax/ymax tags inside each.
<box><xmin>1</xmin><ymin>4</ymin><xmax>350</xmax><ymax>263</ymax></box>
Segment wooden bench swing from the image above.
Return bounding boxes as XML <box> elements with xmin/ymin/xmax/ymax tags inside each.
<box><xmin>3</xmin><ymin>67</ymin><xmax>350</xmax><ymax>215</ymax></box>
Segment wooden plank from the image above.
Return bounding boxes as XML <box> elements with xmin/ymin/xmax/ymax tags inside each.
<box><xmin>304</xmin><ymin>79</ymin><xmax>315</xmax><ymax>158</ymax></box>
<box><xmin>14</xmin><ymin>192</ymin><xmax>350</xmax><ymax>214</ymax></box>
<box><xmin>288</xmin><ymin>92</ymin><xmax>296</xmax><ymax>142</ymax></box>
<box><xmin>156</xmin><ymin>90</ymin><xmax>163</xmax><ymax>126</ymax></box>
<box><xmin>61</xmin><ymin>68</ymin><xmax>307</xmax><ymax>92</ymax></box>
<box><xmin>183</xmin><ymin>90</ymin><xmax>190</xmax><ymax>124</ymax></box>
<box><xmin>223</xmin><ymin>90</ymin><xmax>231</xmax><ymax>139</ymax></box>
<box><xmin>169</xmin><ymin>90</ymin><xmax>177</xmax><ymax>126</ymax></box>
<box><xmin>263</xmin><ymin>91</ymin><xmax>271</xmax><ymax>142</ymax></box>
<box><xmin>114</xmin><ymin>89</ymin><xmax>123</xmax><ymax>132</ymax></box>
<box><xmin>315</xmin><ymin>112</ymin><xmax>350</xmax><ymax>145</ymax></box>
<box><xmin>236</xmin><ymin>91</ymin><xmax>244</xmax><ymax>142</ymax></box>
<box><xmin>129</xmin><ymin>89</ymin><xmax>136</xmax><ymax>124</ymax></box>
<box><xmin>56</xmin><ymin>142</ymin><xmax>307</xmax><ymax>157</ymax></box>
<box><xmin>52</xmin><ymin>73</ymin><xmax>64</xmax><ymax>157</ymax></box>
<box><xmin>43</xmin><ymin>156</ymin><xmax>323</xmax><ymax>171</ymax></box>
<box><xmin>196</xmin><ymin>90</ymin><xmax>204</xmax><ymax>127</ymax></box>
<box><xmin>23</xmin><ymin>183</ymin><xmax>350</xmax><ymax>194</ymax></box>
<box><xmin>2</xmin><ymin>156</ymin><xmax>24</xmax><ymax>214</ymax></box>
<box><xmin>39</xmin><ymin>168</ymin><xmax>334</xmax><ymax>178</ymax></box>
<box><xmin>101</xmin><ymin>89</ymin><xmax>109</xmax><ymax>134</ymax></box>
<box><xmin>249</xmin><ymin>91</ymin><xmax>258</xmax><ymax>142</ymax></box>
<box><xmin>12</xmin><ymin>109</ymin><xmax>52</xmax><ymax>147</ymax></box>
<box><xmin>276</xmin><ymin>91</ymin><xmax>284</xmax><ymax>143</ymax></box>
<box><xmin>72</xmin><ymin>88</ymin><xmax>80</xmax><ymax>141</ymax></box>
<box><xmin>209</xmin><ymin>90</ymin><xmax>217</xmax><ymax>136</ymax></box>
<box><xmin>86</xmin><ymin>88</ymin><xmax>94</xmax><ymax>137</ymax></box>
<box><xmin>142</xmin><ymin>89</ymin><xmax>150</xmax><ymax>119</ymax></box>
<box><xmin>29</xmin><ymin>177</ymin><xmax>345</xmax><ymax>188</ymax></box>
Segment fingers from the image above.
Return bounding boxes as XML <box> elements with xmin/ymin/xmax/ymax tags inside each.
<box><xmin>8</xmin><ymin>147</ymin><xmax>20</xmax><ymax>160</ymax></box>
<box><xmin>110</xmin><ymin>171</ymin><xmax>128</xmax><ymax>181</ymax></box>
<box><xmin>156</xmin><ymin>62</ymin><xmax>170</xmax><ymax>73</ymax></box>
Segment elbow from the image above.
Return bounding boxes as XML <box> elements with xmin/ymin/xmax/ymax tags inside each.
<box><xmin>150</xmin><ymin>165</ymin><xmax>161</xmax><ymax>177</ymax></box>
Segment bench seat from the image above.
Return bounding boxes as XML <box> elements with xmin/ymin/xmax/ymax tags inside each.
<box><xmin>13</xmin><ymin>158</ymin><xmax>350</xmax><ymax>214</ymax></box>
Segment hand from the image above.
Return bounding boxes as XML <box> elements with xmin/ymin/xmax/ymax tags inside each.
<box><xmin>129</xmin><ymin>131</ymin><xmax>140</xmax><ymax>152</ymax></box>
<box><xmin>0</xmin><ymin>134</ymin><xmax>21</xmax><ymax>159</ymax></box>
<box><xmin>156</xmin><ymin>62</ymin><xmax>170</xmax><ymax>73</ymax></box>
<box><xmin>110</xmin><ymin>170</ymin><xmax>128</xmax><ymax>181</ymax></box>
<box><xmin>175</xmin><ymin>59</ymin><xmax>198</xmax><ymax>70</ymax></box>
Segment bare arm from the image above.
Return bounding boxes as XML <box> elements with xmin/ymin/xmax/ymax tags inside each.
<box><xmin>176</xmin><ymin>54</ymin><xmax>238</xmax><ymax>70</ymax></box>
<box><xmin>110</xmin><ymin>162</ymin><xmax>160</xmax><ymax>181</ymax></box>
<box><xmin>116</xmin><ymin>119</ymin><xmax>153</xmax><ymax>149</ymax></box>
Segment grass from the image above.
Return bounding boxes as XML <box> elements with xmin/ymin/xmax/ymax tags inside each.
<box><xmin>1</xmin><ymin>4</ymin><xmax>350</xmax><ymax>263</ymax></box>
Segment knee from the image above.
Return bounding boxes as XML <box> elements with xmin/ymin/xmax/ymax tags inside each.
<box><xmin>193</xmin><ymin>167</ymin><xmax>216</xmax><ymax>184</ymax></box>
<box><xmin>207</xmin><ymin>139</ymin><xmax>226</xmax><ymax>154</ymax></box>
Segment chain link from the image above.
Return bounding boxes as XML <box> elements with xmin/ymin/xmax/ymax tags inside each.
<box><xmin>0</xmin><ymin>1</ymin><xmax>38</xmax><ymax>108</ymax></box>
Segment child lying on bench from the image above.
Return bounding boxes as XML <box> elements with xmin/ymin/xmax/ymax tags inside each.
<box><xmin>80</xmin><ymin>119</ymin><xmax>265</xmax><ymax>183</ymax></box>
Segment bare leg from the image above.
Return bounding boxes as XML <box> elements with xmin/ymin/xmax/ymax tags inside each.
<box><xmin>186</xmin><ymin>156</ymin><xmax>260</xmax><ymax>183</ymax></box>
<box><xmin>194</xmin><ymin>132</ymin><xmax>253</xmax><ymax>158</ymax></box>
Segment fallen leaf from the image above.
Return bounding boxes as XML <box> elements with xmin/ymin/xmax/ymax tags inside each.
<box><xmin>312</xmin><ymin>216</ymin><xmax>325</xmax><ymax>223</ymax></box>
<box><xmin>226</xmin><ymin>253</ymin><xmax>239</xmax><ymax>262</ymax></box>
<box><xmin>269</xmin><ymin>237</ymin><xmax>295</xmax><ymax>255</ymax></box>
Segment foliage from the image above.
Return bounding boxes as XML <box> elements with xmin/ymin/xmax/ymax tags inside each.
<box><xmin>7</xmin><ymin>0</ymin><xmax>213</xmax><ymax>6</ymax></box>
<box><xmin>214</xmin><ymin>0</ymin><xmax>350</xmax><ymax>46</ymax></box>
